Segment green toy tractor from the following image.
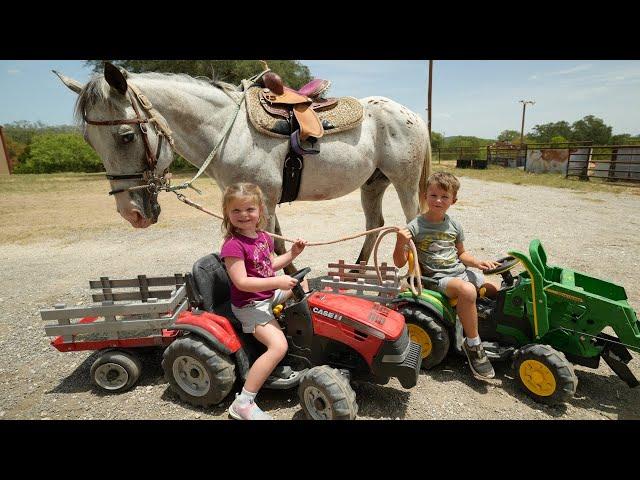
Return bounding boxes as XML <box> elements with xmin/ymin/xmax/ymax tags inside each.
<box><xmin>391</xmin><ymin>239</ymin><xmax>640</xmax><ymax>405</ymax></box>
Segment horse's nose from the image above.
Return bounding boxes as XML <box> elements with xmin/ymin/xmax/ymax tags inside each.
<box><xmin>127</xmin><ymin>209</ymin><xmax>151</xmax><ymax>228</ymax></box>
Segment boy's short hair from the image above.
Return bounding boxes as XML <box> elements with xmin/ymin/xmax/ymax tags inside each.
<box><xmin>426</xmin><ymin>172</ymin><xmax>460</xmax><ymax>196</ymax></box>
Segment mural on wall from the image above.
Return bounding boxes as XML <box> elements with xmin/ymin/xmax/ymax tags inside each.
<box><xmin>525</xmin><ymin>148</ymin><xmax>569</xmax><ymax>173</ymax></box>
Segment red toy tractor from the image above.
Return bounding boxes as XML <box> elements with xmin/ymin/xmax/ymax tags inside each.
<box><xmin>163</xmin><ymin>253</ymin><xmax>422</xmax><ymax>419</ymax></box>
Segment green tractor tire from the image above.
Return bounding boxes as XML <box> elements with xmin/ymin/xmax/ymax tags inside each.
<box><xmin>513</xmin><ymin>344</ymin><xmax>578</xmax><ymax>405</ymax></box>
<box><xmin>401</xmin><ymin>305</ymin><xmax>450</xmax><ymax>370</ymax></box>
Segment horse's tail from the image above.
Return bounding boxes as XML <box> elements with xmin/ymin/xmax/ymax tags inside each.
<box><xmin>418</xmin><ymin>122</ymin><xmax>432</xmax><ymax>213</ymax></box>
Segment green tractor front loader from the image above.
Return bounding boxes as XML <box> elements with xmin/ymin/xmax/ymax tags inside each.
<box><xmin>393</xmin><ymin>239</ymin><xmax>640</xmax><ymax>405</ymax></box>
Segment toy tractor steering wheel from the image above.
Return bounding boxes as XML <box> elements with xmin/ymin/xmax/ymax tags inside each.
<box><xmin>483</xmin><ymin>256</ymin><xmax>520</xmax><ymax>286</ymax></box>
<box><xmin>291</xmin><ymin>267</ymin><xmax>311</xmax><ymax>302</ymax></box>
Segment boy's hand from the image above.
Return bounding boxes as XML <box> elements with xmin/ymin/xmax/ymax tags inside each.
<box><xmin>478</xmin><ymin>260</ymin><xmax>501</xmax><ymax>271</ymax></box>
<box><xmin>396</xmin><ymin>228</ymin><xmax>412</xmax><ymax>246</ymax></box>
<box><xmin>290</xmin><ymin>238</ymin><xmax>308</xmax><ymax>257</ymax></box>
<box><xmin>276</xmin><ymin>275</ymin><xmax>299</xmax><ymax>290</ymax></box>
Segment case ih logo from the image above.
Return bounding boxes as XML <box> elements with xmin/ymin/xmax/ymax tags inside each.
<box><xmin>312</xmin><ymin>307</ymin><xmax>343</xmax><ymax>321</ymax></box>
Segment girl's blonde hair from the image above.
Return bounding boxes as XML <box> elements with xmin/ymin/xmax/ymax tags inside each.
<box><xmin>221</xmin><ymin>182</ymin><xmax>269</xmax><ymax>238</ymax></box>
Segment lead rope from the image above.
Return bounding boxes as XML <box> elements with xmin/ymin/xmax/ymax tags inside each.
<box><xmin>173</xmin><ymin>191</ymin><xmax>422</xmax><ymax>296</ymax></box>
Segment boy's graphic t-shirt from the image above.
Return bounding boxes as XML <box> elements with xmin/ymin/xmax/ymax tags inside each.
<box><xmin>220</xmin><ymin>231</ymin><xmax>275</xmax><ymax>307</ymax></box>
<box><xmin>406</xmin><ymin>214</ymin><xmax>466</xmax><ymax>279</ymax></box>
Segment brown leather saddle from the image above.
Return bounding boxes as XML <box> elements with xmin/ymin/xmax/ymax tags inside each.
<box><xmin>259</xmin><ymin>75</ymin><xmax>335</xmax><ymax>154</ymax></box>
<box><xmin>245</xmin><ymin>75</ymin><xmax>363</xmax><ymax>155</ymax></box>
<box><xmin>242</xmin><ymin>70</ymin><xmax>363</xmax><ymax>203</ymax></box>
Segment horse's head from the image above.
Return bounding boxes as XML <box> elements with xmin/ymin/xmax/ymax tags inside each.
<box><xmin>54</xmin><ymin>62</ymin><xmax>175</xmax><ymax>228</ymax></box>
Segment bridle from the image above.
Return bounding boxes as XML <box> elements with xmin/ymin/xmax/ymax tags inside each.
<box><xmin>83</xmin><ymin>83</ymin><xmax>175</xmax><ymax>196</ymax></box>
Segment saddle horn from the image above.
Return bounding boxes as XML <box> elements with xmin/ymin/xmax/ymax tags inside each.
<box><xmin>262</xmin><ymin>71</ymin><xmax>284</xmax><ymax>96</ymax></box>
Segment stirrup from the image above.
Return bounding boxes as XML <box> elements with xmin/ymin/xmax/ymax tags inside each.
<box><xmin>291</xmin><ymin>129</ymin><xmax>320</xmax><ymax>155</ymax></box>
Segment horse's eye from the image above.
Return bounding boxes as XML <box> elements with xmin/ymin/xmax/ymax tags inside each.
<box><xmin>121</xmin><ymin>132</ymin><xmax>135</xmax><ymax>144</ymax></box>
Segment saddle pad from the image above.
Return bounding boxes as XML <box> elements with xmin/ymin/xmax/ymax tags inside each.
<box><xmin>245</xmin><ymin>84</ymin><xmax>364</xmax><ymax>139</ymax></box>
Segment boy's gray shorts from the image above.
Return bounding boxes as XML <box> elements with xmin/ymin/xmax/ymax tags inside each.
<box><xmin>436</xmin><ymin>269</ymin><xmax>485</xmax><ymax>295</ymax></box>
<box><xmin>231</xmin><ymin>289</ymin><xmax>289</xmax><ymax>334</ymax></box>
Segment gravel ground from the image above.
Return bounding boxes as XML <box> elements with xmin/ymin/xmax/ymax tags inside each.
<box><xmin>1</xmin><ymin>176</ymin><xmax>639</xmax><ymax>420</ymax></box>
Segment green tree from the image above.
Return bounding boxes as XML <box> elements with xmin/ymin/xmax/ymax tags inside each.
<box><xmin>15</xmin><ymin>133</ymin><xmax>103</xmax><ymax>173</ymax></box>
<box><xmin>85</xmin><ymin>60</ymin><xmax>313</xmax><ymax>90</ymax></box>
<box><xmin>570</xmin><ymin>115</ymin><xmax>612</xmax><ymax>145</ymax></box>
<box><xmin>430</xmin><ymin>131</ymin><xmax>445</xmax><ymax>150</ymax></box>
<box><xmin>497</xmin><ymin>129</ymin><xmax>520</xmax><ymax>142</ymax></box>
<box><xmin>610</xmin><ymin>133</ymin><xmax>640</xmax><ymax>145</ymax></box>
<box><xmin>527</xmin><ymin>121</ymin><xmax>572</xmax><ymax>144</ymax></box>
<box><xmin>4</xmin><ymin>136</ymin><xmax>27</xmax><ymax>167</ymax></box>
<box><xmin>550</xmin><ymin>135</ymin><xmax>568</xmax><ymax>145</ymax></box>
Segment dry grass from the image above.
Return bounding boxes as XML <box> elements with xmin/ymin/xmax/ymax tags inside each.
<box><xmin>0</xmin><ymin>172</ymin><xmax>221</xmax><ymax>244</ymax></box>
<box><xmin>1</xmin><ymin>164</ymin><xmax>638</xmax><ymax>245</ymax></box>
<box><xmin>434</xmin><ymin>161</ymin><xmax>640</xmax><ymax>195</ymax></box>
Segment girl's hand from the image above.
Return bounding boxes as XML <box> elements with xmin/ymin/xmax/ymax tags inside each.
<box><xmin>276</xmin><ymin>275</ymin><xmax>299</xmax><ymax>290</ymax></box>
<box><xmin>478</xmin><ymin>260</ymin><xmax>500</xmax><ymax>271</ymax></box>
<box><xmin>396</xmin><ymin>228</ymin><xmax>412</xmax><ymax>246</ymax></box>
<box><xmin>291</xmin><ymin>238</ymin><xmax>308</xmax><ymax>257</ymax></box>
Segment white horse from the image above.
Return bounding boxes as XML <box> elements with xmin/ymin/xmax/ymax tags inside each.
<box><xmin>55</xmin><ymin>62</ymin><xmax>431</xmax><ymax>269</ymax></box>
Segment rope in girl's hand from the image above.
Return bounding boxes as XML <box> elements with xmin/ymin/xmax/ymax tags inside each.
<box><xmin>174</xmin><ymin>192</ymin><xmax>422</xmax><ymax>295</ymax></box>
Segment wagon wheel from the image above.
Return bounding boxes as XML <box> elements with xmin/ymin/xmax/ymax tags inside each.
<box><xmin>513</xmin><ymin>344</ymin><xmax>578</xmax><ymax>405</ymax></box>
<box><xmin>90</xmin><ymin>349</ymin><xmax>142</xmax><ymax>393</ymax></box>
<box><xmin>400</xmin><ymin>305</ymin><xmax>450</xmax><ymax>370</ymax></box>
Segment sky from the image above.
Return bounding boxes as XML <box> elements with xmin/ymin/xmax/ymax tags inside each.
<box><xmin>1</xmin><ymin>60</ymin><xmax>639</xmax><ymax>138</ymax></box>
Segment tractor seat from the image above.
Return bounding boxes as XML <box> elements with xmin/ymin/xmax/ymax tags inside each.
<box><xmin>419</xmin><ymin>275</ymin><xmax>488</xmax><ymax>307</ymax></box>
<box><xmin>191</xmin><ymin>253</ymin><xmax>243</xmax><ymax>331</ymax></box>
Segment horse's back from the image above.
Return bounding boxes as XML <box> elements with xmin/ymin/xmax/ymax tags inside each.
<box><xmin>360</xmin><ymin>96</ymin><xmax>427</xmax><ymax>132</ymax></box>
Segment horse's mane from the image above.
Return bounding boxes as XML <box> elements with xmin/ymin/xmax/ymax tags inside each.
<box><xmin>74</xmin><ymin>70</ymin><xmax>241</xmax><ymax>126</ymax></box>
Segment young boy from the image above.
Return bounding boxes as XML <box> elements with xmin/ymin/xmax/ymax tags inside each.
<box><xmin>393</xmin><ymin>172</ymin><xmax>499</xmax><ymax>379</ymax></box>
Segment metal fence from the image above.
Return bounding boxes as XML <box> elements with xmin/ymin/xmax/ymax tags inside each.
<box><xmin>565</xmin><ymin>146</ymin><xmax>640</xmax><ymax>182</ymax></box>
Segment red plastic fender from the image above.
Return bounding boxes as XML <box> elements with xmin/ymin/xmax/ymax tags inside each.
<box><xmin>176</xmin><ymin>311</ymin><xmax>241</xmax><ymax>353</ymax></box>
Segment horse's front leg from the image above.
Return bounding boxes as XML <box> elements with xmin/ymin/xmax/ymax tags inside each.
<box><xmin>267</xmin><ymin>211</ymin><xmax>297</xmax><ymax>275</ymax></box>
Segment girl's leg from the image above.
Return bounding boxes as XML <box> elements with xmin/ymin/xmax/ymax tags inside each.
<box><xmin>244</xmin><ymin>319</ymin><xmax>288</xmax><ymax>392</ymax></box>
<box><xmin>229</xmin><ymin>319</ymin><xmax>288</xmax><ymax>420</ymax></box>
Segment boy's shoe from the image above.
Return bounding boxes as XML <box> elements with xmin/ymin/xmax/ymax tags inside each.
<box><xmin>228</xmin><ymin>396</ymin><xmax>273</xmax><ymax>420</ymax></box>
<box><xmin>462</xmin><ymin>340</ymin><xmax>495</xmax><ymax>379</ymax></box>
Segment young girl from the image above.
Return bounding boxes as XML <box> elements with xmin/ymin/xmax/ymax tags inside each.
<box><xmin>219</xmin><ymin>182</ymin><xmax>308</xmax><ymax>420</ymax></box>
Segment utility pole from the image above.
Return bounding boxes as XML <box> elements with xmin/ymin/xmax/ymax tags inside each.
<box><xmin>427</xmin><ymin>60</ymin><xmax>433</xmax><ymax>139</ymax></box>
<box><xmin>519</xmin><ymin>100</ymin><xmax>535</xmax><ymax>146</ymax></box>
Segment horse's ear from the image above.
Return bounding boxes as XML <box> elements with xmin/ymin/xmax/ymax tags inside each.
<box><xmin>104</xmin><ymin>62</ymin><xmax>128</xmax><ymax>95</ymax></box>
<box><xmin>52</xmin><ymin>70</ymin><xmax>83</xmax><ymax>94</ymax></box>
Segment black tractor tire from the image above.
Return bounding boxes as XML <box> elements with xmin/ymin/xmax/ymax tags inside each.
<box><xmin>90</xmin><ymin>349</ymin><xmax>142</xmax><ymax>393</ymax></box>
<box><xmin>513</xmin><ymin>344</ymin><xmax>578</xmax><ymax>405</ymax></box>
<box><xmin>298</xmin><ymin>366</ymin><xmax>358</xmax><ymax>420</ymax></box>
<box><xmin>401</xmin><ymin>305</ymin><xmax>450</xmax><ymax>369</ymax></box>
<box><xmin>162</xmin><ymin>336</ymin><xmax>236</xmax><ymax>407</ymax></box>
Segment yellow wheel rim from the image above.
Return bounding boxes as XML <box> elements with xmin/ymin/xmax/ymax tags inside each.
<box><xmin>519</xmin><ymin>359</ymin><xmax>556</xmax><ymax>397</ymax></box>
<box><xmin>407</xmin><ymin>324</ymin><xmax>432</xmax><ymax>358</ymax></box>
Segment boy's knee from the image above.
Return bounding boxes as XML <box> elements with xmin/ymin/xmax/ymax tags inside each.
<box><xmin>459</xmin><ymin>282</ymin><xmax>477</xmax><ymax>302</ymax></box>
